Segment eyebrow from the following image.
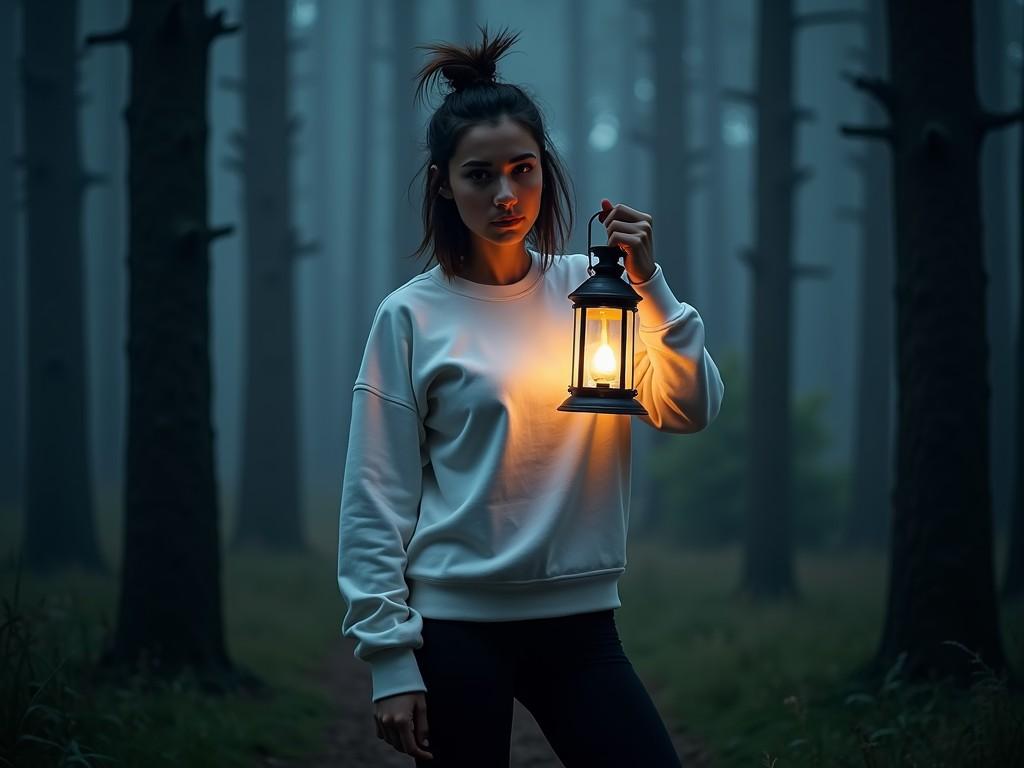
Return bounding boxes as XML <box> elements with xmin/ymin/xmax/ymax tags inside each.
<box><xmin>460</xmin><ymin>152</ymin><xmax>537</xmax><ymax>168</ymax></box>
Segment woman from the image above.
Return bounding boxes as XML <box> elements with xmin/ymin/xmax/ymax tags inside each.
<box><xmin>337</xmin><ymin>26</ymin><xmax>724</xmax><ymax>767</ymax></box>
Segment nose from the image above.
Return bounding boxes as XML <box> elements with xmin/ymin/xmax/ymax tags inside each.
<box><xmin>494</xmin><ymin>176</ymin><xmax>517</xmax><ymax>209</ymax></box>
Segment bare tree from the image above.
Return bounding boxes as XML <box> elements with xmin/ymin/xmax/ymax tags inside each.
<box><xmin>339</xmin><ymin>0</ymin><xmax>376</xmax><ymax>491</ymax></box>
<box><xmin>842</xmin><ymin>0</ymin><xmax>1019</xmax><ymax>678</ymax></box>
<box><xmin>87</xmin><ymin>0</ymin><xmax>242</xmax><ymax>685</ymax></box>
<box><xmin>391</xmin><ymin>0</ymin><xmax>420</xmax><ymax>288</ymax></box>
<box><xmin>566</xmin><ymin>0</ymin><xmax>589</xmax><ymax>255</ymax></box>
<box><xmin>739</xmin><ymin>2</ymin><xmax>860</xmax><ymax>597</ymax></box>
<box><xmin>978</xmin><ymin>0</ymin><xmax>1015</xmax><ymax>542</ymax></box>
<box><xmin>1</xmin><ymin>0</ymin><xmax>20</xmax><ymax>518</ymax></box>
<box><xmin>21</xmin><ymin>0</ymin><xmax>103</xmax><ymax>572</ymax></box>
<box><xmin>701</xmin><ymin>0</ymin><xmax>736</xmax><ymax>350</ymax></box>
<box><xmin>234</xmin><ymin>0</ymin><xmax>310</xmax><ymax>551</ymax></box>
<box><xmin>1003</xmin><ymin>5</ymin><xmax>1024</xmax><ymax>601</ymax></box>
<box><xmin>843</xmin><ymin>0</ymin><xmax>893</xmax><ymax>550</ymax></box>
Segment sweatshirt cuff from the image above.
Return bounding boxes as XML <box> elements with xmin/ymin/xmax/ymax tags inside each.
<box><xmin>369</xmin><ymin>647</ymin><xmax>427</xmax><ymax>703</ymax></box>
<box><xmin>629</xmin><ymin>263</ymin><xmax>686</xmax><ymax>330</ymax></box>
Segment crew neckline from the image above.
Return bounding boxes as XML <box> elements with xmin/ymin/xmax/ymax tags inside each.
<box><xmin>429</xmin><ymin>248</ymin><xmax>544</xmax><ymax>301</ymax></box>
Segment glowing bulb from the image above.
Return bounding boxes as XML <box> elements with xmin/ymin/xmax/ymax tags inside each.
<box><xmin>591</xmin><ymin>318</ymin><xmax>618</xmax><ymax>385</ymax></box>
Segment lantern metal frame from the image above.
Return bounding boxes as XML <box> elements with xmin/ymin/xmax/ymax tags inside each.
<box><xmin>557</xmin><ymin>211</ymin><xmax>649</xmax><ymax>416</ymax></box>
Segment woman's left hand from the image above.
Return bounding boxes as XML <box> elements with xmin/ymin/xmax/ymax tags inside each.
<box><xmin>597</xmin><ymin>198</ymin><xmax>656</xmax><ymax>284</ymax></box>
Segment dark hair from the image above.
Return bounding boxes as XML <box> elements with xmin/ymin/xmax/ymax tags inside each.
<box><xmin>410</xmin><ymin>26</ymin><xmax>575</xmax><ymax>279</ymax></box>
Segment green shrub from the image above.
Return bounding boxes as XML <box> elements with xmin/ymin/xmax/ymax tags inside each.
<box><xmin>769</xmin><ymin>644</ymin><xmax>1024</xmax><ymax>767</ymax></box>
<box><xmin>0</xmin><ymin>559</ymin><xmax>112</xmax><ymax>768</ymax></box>
<box><xmin>647</xmin><ymin>354</ymin><xmax>848</xmax><ymax>547</ymax></box>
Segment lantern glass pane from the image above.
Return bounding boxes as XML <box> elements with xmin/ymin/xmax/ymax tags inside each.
<box><xmin>570</xmin><ymin>306</ymin><xmax>581</xmax><ymax>387</ymax></box>
<box><xmin>627</xmin><ymin>309</ymin><xmax>636</xmax><ymax>390</ymax></box>
<box><xmin>582</xmin><ymin>305</ymin><xmax>626</xmax><ymax>389</ymax></box>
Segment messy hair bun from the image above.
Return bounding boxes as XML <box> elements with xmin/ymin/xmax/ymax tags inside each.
<box><xmin>414</xmin><ymin>26</ymin><xmax>517</xmax><ymax>104</ymax></box>
<box><xmin>409</xmin><ymin>26</ymin><xmax>575</xmax><ymax>280</ymax></box>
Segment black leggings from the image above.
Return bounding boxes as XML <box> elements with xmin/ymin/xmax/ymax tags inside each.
<box><xmin>412</xmin><ymin>608</ymin><xmax>682</xmax><ymax>767</ymax></box>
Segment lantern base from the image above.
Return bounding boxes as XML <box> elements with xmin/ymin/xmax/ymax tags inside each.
<box><xmin>557</xmin><ymin>393</ymin><xmax>649</xmax><ymax>416</ymax></box>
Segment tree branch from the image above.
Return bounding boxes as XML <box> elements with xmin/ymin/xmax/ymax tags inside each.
<box><xmin>205</xmin><ymin>10</ymin><xmax>241</xmax><ymax>42</ymax></box>
<box><xmin>839</xmin><ymin>124</ymin><xmax>895</xmax><ymax>144</ymax></box>
<box><xmin>84</xmin><ymin>27</ymin><xmax>132</xmax><ymax>48</ymax></box>
<box><xmin>175</xmin><ymin>221</ymin><xmax>235</xmax><ymax>248</ymax></box>
<box><xmin>206</xmin><ymin>224</ymin><xmax>235</xmax><ymax>244</ymax></box>
<box><xmin>841</xmin><ymin>71</ymin><xmax>897</xmax><ymax>114</ymax></box>
<box><xmin>978</xmin><ymin>109</ymin><xmax>1024</xmax><ymax>136</ymax></box>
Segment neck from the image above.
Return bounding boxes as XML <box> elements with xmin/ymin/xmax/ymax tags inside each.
<box><xmin>457</xmin><ymin>235</ymin><xmax>532</xmax><ymax>285</ymax></box>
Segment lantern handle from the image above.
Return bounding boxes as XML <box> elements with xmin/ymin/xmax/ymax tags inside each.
<box><xmin>586</xmin><ymin>209</ymin><xmax>603</xmax><ymax>276</ymax></box>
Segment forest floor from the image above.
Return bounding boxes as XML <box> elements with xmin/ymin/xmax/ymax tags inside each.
<box><xmin>264</xmin><ymin>633</ymin><xmax>713</xmax><ymax>768</ymax></box>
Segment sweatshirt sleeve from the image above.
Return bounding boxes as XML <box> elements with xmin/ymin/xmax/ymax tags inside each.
<box><xmin>337</xmin><ymin>299</ymin><xmax>428</xmax><ymax>702</ymax></box>
<box><xmin>629</xmin><ymin>262</ymin><xmax>725</xmax><ymax>433</ymax></box>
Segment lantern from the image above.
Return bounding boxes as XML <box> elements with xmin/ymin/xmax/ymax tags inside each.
<box><xmin>557</xmin><ymin>211</ymin><xmax>649</xmax><ymax>416</ymax></box>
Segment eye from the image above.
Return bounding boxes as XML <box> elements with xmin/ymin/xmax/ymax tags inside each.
<box><xmin>516</xmin><ymin>163</ymin><xmax>534</xmax><ymax>174</ymax></box>
<box><xmin>467</xmin><ymin>169</ymin><xmax>490</xmax><ymax>182</ymax></box>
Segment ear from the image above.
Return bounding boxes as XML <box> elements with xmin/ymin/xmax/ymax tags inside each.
<box><xmin>430</xmin><ymin>163</ymin><xmax>454</xmax><ymax>199</ymax></box>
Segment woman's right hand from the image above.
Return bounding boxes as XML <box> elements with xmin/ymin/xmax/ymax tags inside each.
<box><xmin>375</xmin><ymin>691</ymin><xmax>433</xmax><ymax>760</ymax></box>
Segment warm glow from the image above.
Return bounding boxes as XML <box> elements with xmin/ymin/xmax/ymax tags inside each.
<box><xmin>591</xmin><ymin>318</ymin><xmax>618</xmax><ymax>384</ymax></box>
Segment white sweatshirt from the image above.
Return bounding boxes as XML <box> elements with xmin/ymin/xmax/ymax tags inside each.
<box><xmin>337</xmin><ymin>248</ymin><xmax>724</xmax><ymax>702</ymax></box>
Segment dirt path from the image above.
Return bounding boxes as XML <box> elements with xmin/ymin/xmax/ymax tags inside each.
<box><xmin>268</xmin><ymin>636</ymin><xmax>712</xmax><ymax>767</ymax></box>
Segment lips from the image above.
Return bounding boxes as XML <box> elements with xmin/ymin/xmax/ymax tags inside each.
<box><xmin>492</xmin><ymin>216</ymin><xmax>525</xmax><ymax>225</ymax></box>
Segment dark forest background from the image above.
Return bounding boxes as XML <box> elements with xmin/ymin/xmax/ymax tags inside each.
<box><xmin>1</xmin><ymin>1</ymin><xmax>1023</xmax><ymax>766</ymax></box>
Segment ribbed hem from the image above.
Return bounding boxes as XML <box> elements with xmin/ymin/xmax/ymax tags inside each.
<box><xmin>368</xmin><ymin>647</ymin><xmax>427</xmax><ymax>703</ymax></box>
<box><xmin>631</xmin><ymin>263</ymin><xmax>687</xmax><ymax>330</ymax></box>
<box><xmin>407</xmin><ymin>569</ymin><xmax>624</xmax><ymax>621</ymax></box>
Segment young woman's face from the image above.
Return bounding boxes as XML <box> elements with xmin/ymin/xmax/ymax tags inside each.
<box><xmin>439</xmin><ymin>115</ymin><xmax>543</xmax><ymax>248</ymax></box>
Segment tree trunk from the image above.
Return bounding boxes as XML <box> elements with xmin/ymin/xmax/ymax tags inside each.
<box><xmin>566</xmin><ymin>0</ymin><xmax>589</xmax><ymax>256</ymax></box>
<box><xmin>977</xmin><ymin>0</ymin><xmax>1014</xmax><ymax>538</ymax></box>
<box><xmin>1003</xmin><ymin>6</ymin><xmax>1024</xmax><ymax>600</ymax></box>
<box><xmin>741</xmin><ymin>0</ymin><xmax>798</xmax><ymax>598</ymax></box>
<box><xmin>390</xmin><ymin>0</ymin><xmax>419</xmax><ymax>288</ymax></box>
<box><xmin>651</xmin><ymin>0</ymin><xmax>690</xmax><ymax>296</ymax></box>
<box><xmin>21</xmin><ymin>0</ymin><xmax>103</xmax><ymax>572</ymax></box>
<box><xmin>701</xmin><ymin>0</ymin><xmax>735</xmax><ymax>351</ymax></box>
<box><xmin>340</xmin><ymin>0</ymin><xmax>375</xmax><ymax>492</ymax></box>
<box><xmin>642</xmin><ymin>0</ymin><xmax>693</xmax><ymax>535</ymax></box>
<box><xmin>86</xmin><ymin>0</ymin><xmax>129</xmax><ymax>516</ymax></box>
<box><xmin>845</xmin><ymin>0</ymin><xmax>893</xmax><ymax>550</ymax></box>
<box><xmin>845</xmin><ymin>0</ymin><xmax>1012</xmax><ymax>679</ymax></box>
<box><xmin>91</xmin><ymin>0</ymin><xmax>239</xmax><ymax>684</ymax></box>
<box><xmin>305</xmin><ymin>0</ymin><xmax>342</xmax><ymax>515</ymax></box>
<box><xmin>454</xmin><ymin>0</ymin><xmax>478</xmax><ymax>45</ymax></box>
<box><xmin>1</xmin><ymin>0</ymin><xmax>20</xmax><ymax>515</ymax></box>
<box><xmin>235</xmin><ymin>0</ymin><xmax>304</xmax><ymax>551</ymax></box>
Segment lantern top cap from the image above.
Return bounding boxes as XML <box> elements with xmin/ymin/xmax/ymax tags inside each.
<box><xmin>567</xmin><ymin>211</ymin><xmax>643</xmax><ymax>306</ymax></box>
